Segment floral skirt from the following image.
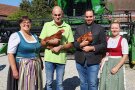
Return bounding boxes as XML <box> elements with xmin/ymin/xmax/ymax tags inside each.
<box><xmin>7</xmin><ymin>58</ymin><xmax>43</xmax><ymax>90</ymax></box>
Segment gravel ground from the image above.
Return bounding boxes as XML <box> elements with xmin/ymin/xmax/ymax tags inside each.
<box><xmin>0</xmin><ymin>54</ymin><xmax>135</xmax><ymax>90</ymax></box>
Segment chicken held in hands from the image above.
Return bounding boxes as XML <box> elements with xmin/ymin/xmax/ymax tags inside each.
<box><xmin>44</xmin><ymin>29</ymin><xmax>65</xmax><ymax>49</ymax></box>
<box><xmin>77</xmin><ymin>32</ymin><xmax>93</xmax><ymax>47</ymax></box>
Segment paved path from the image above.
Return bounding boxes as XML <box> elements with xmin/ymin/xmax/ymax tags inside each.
<box><xmin>0</xmin><ymin>54</ymin><xmax>135</xmax><ymax>90</ymax></box>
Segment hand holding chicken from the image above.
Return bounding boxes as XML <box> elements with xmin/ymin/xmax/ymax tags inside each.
<box><xmin>44</xmin><ymin>29</ymin><xmax>64</xmax><ymax>49</ymax></box>
<box><xmin>77</xmin><ymin>32</ymin><xmax>93</xmax><ymax>47</ymax></box>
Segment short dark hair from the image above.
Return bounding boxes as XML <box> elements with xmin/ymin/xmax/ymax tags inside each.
<box><xmin>85</xmin><ymin>9</ymin><xmax>95</xmax><ymax>15</ymax></box>
<box><xmin>18</xmin><ymin>16</ymin><xmax>32</xmax><ymax>24</ymax></box>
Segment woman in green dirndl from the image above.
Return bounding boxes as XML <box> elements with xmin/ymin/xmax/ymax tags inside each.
<box><xmin>99</xmin><ymin>20</ymin><xmax>129</xmax><ymax>90</ymax></box>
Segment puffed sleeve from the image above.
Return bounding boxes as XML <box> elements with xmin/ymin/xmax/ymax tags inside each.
<box><xmin>121</xmin><ymin>38</ymin><xmax>129</xmax><ymax>54</ymax></box>
<box><xmin>7</xmin><ymin>32</ymin><xmax>20</xmax><ymax>54</ymax></box>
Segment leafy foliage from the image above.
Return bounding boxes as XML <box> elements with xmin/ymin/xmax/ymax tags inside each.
<box><xmin>7</xmin><ymin>10</ymin><xmax>33</xmax><ymax>20</ymax></box>
<box><xmin>7</xmin><ymin>0</ymin><xmax>52</xmax><ymax>20</ymax></box>
<box><xmin>20</xmin><ymin>0</ymin><xmax>31</xmax><ymax>12</ymax></box>
<box><xmin>31</xmin><ymin>0</ymin><xmax>51</xmax><ymax>18</ymax></box>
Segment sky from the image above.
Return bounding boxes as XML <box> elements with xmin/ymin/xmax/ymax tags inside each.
<box><xmin>0</xmin><ymin>0</ymin><xmax>22</xmax><ymax>6</ymax></box>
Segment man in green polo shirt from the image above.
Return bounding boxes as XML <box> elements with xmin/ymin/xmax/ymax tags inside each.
<box><xmin>39</xmin><ymin>6</ymin><xmax>74</xmax><ymax>90</ymax></box>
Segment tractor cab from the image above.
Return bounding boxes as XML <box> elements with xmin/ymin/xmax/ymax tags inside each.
<box><xmin>57</xmin><ymin>0</ymin><xmax>107</xmax><ymax>16</ymax></box>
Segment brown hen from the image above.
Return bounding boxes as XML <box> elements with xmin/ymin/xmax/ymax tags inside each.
<box><xmin>77</xmin><ymin>32</ymin><xmax>93</xmax><ymax>44</ymax></box>
<box><xmin>44</xmin><ymin>29</ymin><xmax>64</xmax><ymax>48</ymax></box>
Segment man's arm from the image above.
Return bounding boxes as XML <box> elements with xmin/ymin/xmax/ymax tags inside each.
<box><xmin>40</xmin><ymin>39</ymin><xmax>47</xmax><ymax>47</ymax></box>
<box><xmin>93</xmin><ymin>27</ymin><xmax>107</xmax><ymax>53</ymax></box>
<box><xmin>51</xmin><ymin>42</ymin><xmax>73</xmax><ymax>53</ymax></box>
<box><xmin>40</xmin><ymin>38</ymin><xmax>60</xmax><ymax>48</ymax></box>
<box><xmin>61</xmin><ymin>42</ymin><xmax>73</xmax><ymax>50</ymax></box>
<box><xmin>73</xmin><ymin>26</ymin><xmax>82</xmax><ymax>50</ymax></box>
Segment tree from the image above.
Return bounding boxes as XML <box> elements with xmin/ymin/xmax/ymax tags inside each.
<box><xmin>31</xmin><ymin>0</ymin><xmax>51</xmax><ymax>18</ymax></box>
<box><xmin>7</xmin><ymin>0</ymin><xmax>52</xmax><ymax>20</ymax></box>
<box><xmin>20</xmin><ymin>0</ymin><xmax>31</xmax><ymax>12</ymax></box>
<box><xmin>7</xmin><ymin>0</ymin><xmax>32</xmax><ymax>20</ymax></box>
<box><xmin>7</xmin><ymin>10</ymin><xmax>33</xmax><ymax>20</ymax></box>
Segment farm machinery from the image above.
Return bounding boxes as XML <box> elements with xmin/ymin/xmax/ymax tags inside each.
<box><xmin>0</xmin><ymin>0</ymin><xmax>135</xmax><ymax>64</ymax></box>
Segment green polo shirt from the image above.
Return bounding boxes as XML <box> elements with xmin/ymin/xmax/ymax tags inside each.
<box><xmin>39</xmin><ymin>20</ymin><xmax>74</xmax><ymax>64</ymax></box>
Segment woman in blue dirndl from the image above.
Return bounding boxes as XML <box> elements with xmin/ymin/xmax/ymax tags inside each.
<box><xmin>7</xmin><ymin>16</ymin><xmax>43</xmax><ymax>90</ymax></box>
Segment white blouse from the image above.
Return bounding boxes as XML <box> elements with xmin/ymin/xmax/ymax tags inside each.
<box><xmin>7</xmin><ymin>31</ymin><xmax>37</xmax><ymax>54</ymax></box>
<box><xmin>107</xmin><ymin>36</ymin><xmax>129</xmax><ymax>54</ymax></box>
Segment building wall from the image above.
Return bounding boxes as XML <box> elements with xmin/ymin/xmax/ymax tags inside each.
<box><xmin>106</xmin><ymin>0</ymin><xmax>135</xmax><ymax>21</ymax></box>
<box><xmin>107</xmin><ymin>0</ymin><xmax>135</xmax><ymax>11</ymax></box>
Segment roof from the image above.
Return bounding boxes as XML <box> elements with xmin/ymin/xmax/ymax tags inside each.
<box><xmin>0</xmin><ymin>4</ymin><xmax>19</xmax><ymax>16</ymax></box>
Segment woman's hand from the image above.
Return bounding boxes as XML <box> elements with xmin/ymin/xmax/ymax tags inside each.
<box><xmin>12</xmin><ymin>69</ymin><xmax>19</xmax><ymax>79</ymax></box>
<box><xmin>111</xmin><ymin>66</ymin><xmax>119</xmax><ymax>75</ymax></box>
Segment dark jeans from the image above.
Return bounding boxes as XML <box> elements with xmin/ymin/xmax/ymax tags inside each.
<box><xmin>76</xmin><ymin>62</ymin><xmax>99</xmax><ymax>90</ymax></box>
<box><xmin>45</xmin><ymin>61</ymin><xmax>65</xmax><ymax>90</ymax></box>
